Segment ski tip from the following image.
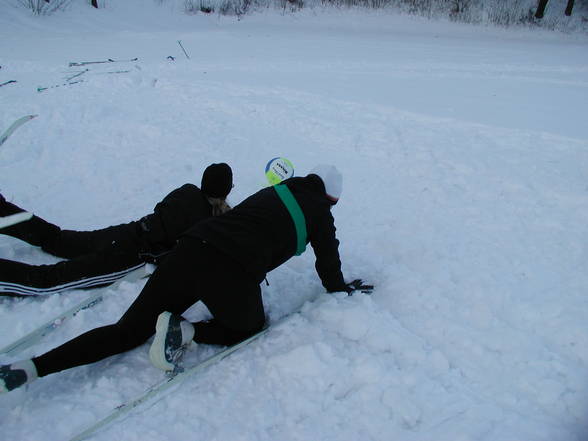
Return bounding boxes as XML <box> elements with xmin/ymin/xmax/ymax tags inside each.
<box><xmin>0</xmin><ymin>212</ymin><xmax>33</xmax><ymax>230</ymax></box>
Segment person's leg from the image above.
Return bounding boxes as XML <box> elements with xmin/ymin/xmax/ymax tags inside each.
<box><xmin>1</xmin><ymin>195</ymin><xmax>140</xmax><ymax>259</ymax></box>
<box><xmin>150</xmin><ymin>265</ymin><xmax>265</xmax><ymax>369</ymax></box>
<box><xmin>0</xmin><ymin>194</ymin><xmax>25</xmax><ymax>217</ymax></box>
<box><xmin>0</xmin><ymin>197</ymin><xmax>63</xmax><ymax>253</ymax></box>
<box><xmin>41</xmin><ymin>222</ymin><xmax>142</xmax><ymax>259</ymax></box>
<box><xmin>148</xmin><ymin>240</ymin><xmax>266</xmax><ymax>370</ymax></box>
<box><xmin>0</xmin><ymin>247</ymin><xmax>144</xmax><ymax>296</ymax></box>
<box><xmin>192</xmin><ymin>317</ymin><xmax>265</xmax><ymax>346</ymax></box>
<box><xmin>32</xmin><ymin>237</ymin><xmax>209</xmax><ymax>377</ymax></box>
<box><xmin>192</xmin><ymin>243</ymin><xmax>266</xmax><ymax>346</ymax></box>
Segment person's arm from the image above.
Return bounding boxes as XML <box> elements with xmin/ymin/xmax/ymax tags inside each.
<box><xmin>309</xmin><ymin>209</ymin><xmax>347</xmax><ymax>292</ymax></box>
<box><xmin>138</xmin><ymin>184</ymin><xmax>203</xmax><ymax>253</ymax></box>
<box><xmin>310</xmin><ymin>208</ymin><xmax>374</xmax><ymax>295</ymax></box>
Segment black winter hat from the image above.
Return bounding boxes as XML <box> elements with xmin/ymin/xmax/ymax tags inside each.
<box><xmin>201</xmin><ymin>163</ymin><xmax>233</xmax><ymax>198</ymax></box>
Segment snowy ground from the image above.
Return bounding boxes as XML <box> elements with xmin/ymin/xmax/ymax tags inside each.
<box><xmin>1</xmin><ymin>2</ymin><xmax>587</xmax><ymax>440</ymax></box>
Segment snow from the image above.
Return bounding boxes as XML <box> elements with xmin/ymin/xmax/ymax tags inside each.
<box><xmin>1</xmin><ymin>2</ymin><xmax>587</xmax><ymax>440</ymax></box>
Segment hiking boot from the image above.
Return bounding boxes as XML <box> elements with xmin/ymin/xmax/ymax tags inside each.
<box><xmin>0</xmin><ymin>360</ymin><xmax>38</xmax><ymax>394</ymax></box>
<box><xmin>149</xmin><ymin>311</ymin><xmax>195</xmax><ymax>372</ymax></box>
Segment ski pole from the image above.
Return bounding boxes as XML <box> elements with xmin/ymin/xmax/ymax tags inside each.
<box><xmin>65</xmin><ymin>69</ymin><xmax>89</xmax><ymax>82</ymax></box>
<box><xmin>178</xmin><ymin>40</ymin><xmax>190</xmax><ymax>59</ymax></box>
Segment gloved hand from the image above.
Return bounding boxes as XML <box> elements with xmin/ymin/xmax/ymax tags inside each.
<box><xmin>344</xmin><ymin>279</ymin><xmax>374</xmax><ymax>295</ymax></box>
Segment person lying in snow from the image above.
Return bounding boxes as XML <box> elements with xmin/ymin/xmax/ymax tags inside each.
<box><xmin>0</xmin><ymin>164</ymin><xmax>372</xmax><ymax>393</ymax></box>
<box><xmin>0</xmin><ymin>163</ymin><xmax>233</xmax><ymax>296</ymax></box>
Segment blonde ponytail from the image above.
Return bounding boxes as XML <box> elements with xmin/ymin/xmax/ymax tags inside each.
<box><xmin>207</xmin><ymin>197</ymin><xmax>231</xmax><ymax>216</ymax></box>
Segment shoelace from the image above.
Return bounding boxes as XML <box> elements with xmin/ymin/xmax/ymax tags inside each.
<box><xmin>165</xmin><ymin>344</ymin><xmax>189</xmax><ymax>375</ymax></box>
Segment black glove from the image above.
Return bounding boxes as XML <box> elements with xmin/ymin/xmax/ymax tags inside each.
<box><xmin>344</xmin><ymin>279</ymin><xmax>374</xmax><ymax>295</ymax></box>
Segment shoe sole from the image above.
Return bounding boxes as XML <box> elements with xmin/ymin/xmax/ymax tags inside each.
<box><xmin>149</xmin><ymin>312</ymin><xmax>175</xmax><ymax>372</ymax></box>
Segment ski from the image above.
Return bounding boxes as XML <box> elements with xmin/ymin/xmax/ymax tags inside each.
<box><xmin>37</xmin><ymin>79</ymin><xmax>84</xmax><ymax>93</ymax></box>
<box><xmin>98</xmin><ymin>70</ymin><xmax>131</xmax><ymax>75</ymax></box>
<box><xmin>68</xmin><ymin>58</ymin><xmax>138</xmax><ymax>67</ymax></box>
<box><xmin>68</xmin><ymin>326</ymin><xmax>270</xmax><ymax>441</ymax></box>
<box><xmin>0</xmin><ymin>212</ymin><xmax>33</xmax><ymax>229</ymax></box>
<box><xmin>0</xmin><ymin>80</ymin><xmax>17</xmax><ymax>88</ymax></box>
<box><xmin>64</xmin><ymin>69</ymin><xmax>89</xmax><ymax>82</ymax></box>
<box><xmin>0</xmin><ymin>114</ymin><xmax>37</xmax><ymax>147</ymax></box>
<box><xmin>39</xmin><ymin>68</ymin><xmax>131</xmax><ymax>92</ymax></box>
<box><xmin>0</xmin><ymin>264</ymin><xmax>151</xmax><ymax>357</ymax></box>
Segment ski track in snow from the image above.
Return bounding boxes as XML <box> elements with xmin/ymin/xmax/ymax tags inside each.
<box><xmin>1</xmin><ymin>2</ymin><xmax>587</xmax><ymax>440</ymax></box>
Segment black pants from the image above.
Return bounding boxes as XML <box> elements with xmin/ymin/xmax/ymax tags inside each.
<box><xmin>0</xmin><ymin>250</ymin><xmax>145</xmax><ymax>296</ymax></box>
<box><xmin>1</xmin><ymin>199</ymin><xmax>141</xmax><ymax>259</ymax></box>
<box><xmin>33</xmin><ymin>237</ymin><xmax>265</xmax><ymax>377</ymax></box>
<box><xmin>0</xmin><ymin>200</ymin><xmax>145</xmax><ymax>295</ymax></box>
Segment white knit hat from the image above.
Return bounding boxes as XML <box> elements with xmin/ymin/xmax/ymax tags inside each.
<box><xmin>310</xmin><ymin>164</ymin><xmax>343</xmax><ymax>203</ymax></box>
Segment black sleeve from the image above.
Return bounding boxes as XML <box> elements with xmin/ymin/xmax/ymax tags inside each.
<box><xmin>309</xmin><ymin>208</ymin><xmax>347</xmax><ymax>292</ymax></box>
<box><xmin>140</xmin><ymin>184</ymin><xmax>210</xmax><ymax>253</ymax></box>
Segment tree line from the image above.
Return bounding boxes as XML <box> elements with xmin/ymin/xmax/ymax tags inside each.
<box><xmin>20</xmin><ymin>0</ymin><xmax>585</xmax><ymax>21</ymax></box>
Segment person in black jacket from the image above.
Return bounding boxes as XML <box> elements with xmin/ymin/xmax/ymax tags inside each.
<box><xmin>0</xmin><ymin>163</ymin><xmax>233</xmax><ymax>296</ymax></box>
<box><xmin>0</xmin><ymin>165</ymin><xmax>372</xmax><ymax>393</ymax></box>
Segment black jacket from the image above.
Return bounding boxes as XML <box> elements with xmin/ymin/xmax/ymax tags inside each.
<box><xmin>138</xmin><ymin>184</ymin><xmax>213</xmax><ymax>256</ymax></box>
<box><xmin>186</xmin><ymin>175</ymin><xmax>347</xmax><ymax>292</ymax></box>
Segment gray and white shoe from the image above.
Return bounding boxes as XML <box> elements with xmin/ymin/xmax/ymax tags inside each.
<box><xmin>149</xmin><ymin>312</ymin><xmax>195</xmax><ymax>372</ymax></box>
<box><xmin>0</xmin><ymin>360</ymin><xmax>38</xmax><ymax>394</ymax></box>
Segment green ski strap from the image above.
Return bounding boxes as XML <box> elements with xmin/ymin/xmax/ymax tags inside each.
<box><xmin>274</xmin><ymin>184</ymin><xmax>307</xmax><ymax>256</ymax></box>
